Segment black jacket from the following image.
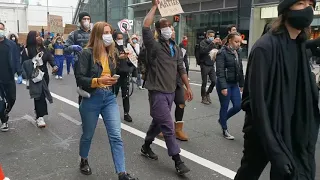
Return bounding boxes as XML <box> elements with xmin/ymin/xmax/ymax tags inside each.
<box><xmin>115</xmin><ymin>45</ymin><xmax>134</xmax><ymax>73</ymax></box>
<box><xmin>242</xmin><ymin>30</ymin><xmax>319</xmax><ymax>179</ymax></box>
<box><xmin>199</xmin><ymin>39</ymin><xmax>219</xmax><ymax>66</ymax></box>
<box><xmin>142</xmin><ymin>27</ymin><xmax>186</xmax><ymax>93</ymax></box>
<box><xmin>75</xmin><ymin>48</ymin><xmax>116</xmax><ymax>93</ymax></box>
<box><xmin>216</xmin><ymin>46</ymin><xmax>244</xmax><ymax>89</ymax></box>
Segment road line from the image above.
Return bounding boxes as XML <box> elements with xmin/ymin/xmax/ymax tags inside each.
<box><xmin>17</xmin><ymin>78</ymin><xmax>237</xmax><ymax>179</ymax></box>
<box><xmin>58</xmin><ymin>112</ymin><xmax>82</xmax><ymax>126</ymax></box>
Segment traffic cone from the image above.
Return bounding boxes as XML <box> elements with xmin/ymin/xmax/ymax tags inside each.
<box><xmin>0</xmin><ymin>164</ymin><xmax>10</xmax><ymax>180</ymax></box>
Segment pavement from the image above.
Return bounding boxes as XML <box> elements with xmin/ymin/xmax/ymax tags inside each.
<box><xmin>0</xmin><ymin>63</ymin><xmax>319</xmax><ymax>180</ymax></box>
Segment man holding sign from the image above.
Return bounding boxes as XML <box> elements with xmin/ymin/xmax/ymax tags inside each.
<box><xmin>140</xmin><ymin>0</ymin><xmax>193</xmax><ymax>176</ymax></box>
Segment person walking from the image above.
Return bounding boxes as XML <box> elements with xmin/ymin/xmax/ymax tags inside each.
<box><xmin>75</xmin><ymin>21</ymin><xmax>138</xmax><ymax>180</ymax></box>
<box><xmin>0</xmin><ymin>22</ymin><xmax>22</xmax><ymax>132</ymax></box>
<box><xmin>21</xmin><ymin>31</ymin><xmax>58</xmax><ymax>128</ymax></box>
<box><xmin>140</xmin><ymin>0</ymin><xmax>193</xmax><ymax>175</ymax></box>
<box><xmin>53</xmin><ymin>36</ymin><xmax>65</xmax><ymax>80</ymax></box>
<box><xmin>216</xmin><ymin>32</ymin><xmax>244</xmax><ymax>140</ymax></box>
<box><xmin>235</xmin><ymin>0</ymin><xmax>319</xmax><ymax>179</ymax></box>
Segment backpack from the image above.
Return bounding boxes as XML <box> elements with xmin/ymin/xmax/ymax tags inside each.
<box><xmin>194</xmin><ymin>44</ymin><xmax>201</xmax><ymax>65</ymax></box>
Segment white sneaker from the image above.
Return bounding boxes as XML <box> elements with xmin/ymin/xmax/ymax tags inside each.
<box><xmin>55</xmin><ymin>75</ymin><xmax>59</xmax><ymax>79</ymax></box>
<box><xmin>59</xmin><ymin>76</ymin><xmax>63</xmax><ymax>79</ymax></box>
<box><xmin>36</xmin><ymin>117</ymin><xmax>46</xmax><ymax>128</ymax></box>
<box><xmin>0</xmin><ymin>123</ymin><xmax>9</xmax><ymax>132</ymax></box>
<box><xmin>223</xmin><ymin>130</ymin><xmax>235</xmax><ymax>140</ymax></box>
<box><xmin>138</xmin><ymin>86</ymin><xmax>145</xmax><ymax>90</ymax></box>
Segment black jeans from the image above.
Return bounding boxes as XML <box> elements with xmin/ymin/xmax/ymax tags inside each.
<box><xmin>174</xmin><ymin>86</ymin><xmax>185</xmax><ymax>122</ymax></box>
<box><xmin>114</xmin><ymin>72</ymin><xmax>130</xmax><ymax>113</ymax></box>
<box><xmin>34</xmin><ymin>75</ymin><xmax>49</xmax><ymax>119</ymax></box>
<box><xmin>200</xmin><ymin>64</ymin><xmax>216</xmax><ymax>97</ymax></box>
<box><xmin>0</xmin><ymin>81</ymin><xmax>16</xmax><ymax>123</ymax></box>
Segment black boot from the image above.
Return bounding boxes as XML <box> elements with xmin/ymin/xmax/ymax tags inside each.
<box><xmin>119</xmin><ymin>172</ymin><xmax>138</xmax><ymax>180</ymax></box>
<box><xmin>172</xmin><ymin>154</ymin><xmax>190</xmax><ymax>175</ymax></box>
<box><xmin>141</xmin><ymin>143</ymin><xmax>158</xmax><ymax>160</ymax></box>
<box><xmin>124</xmin><ymin>113</ymin><xmax>133</xmax><ymax>122</ymax></box>
<box><xmin>80</xmin><ymin>158</ymin><xmax>92</xmax><ymax>175</ymax></box>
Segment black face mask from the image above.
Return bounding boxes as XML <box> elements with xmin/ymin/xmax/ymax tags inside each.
<box><xmin>287</xmin><ymin>6</ymin><xmax>314</xmax><ymax>30</ymax></box>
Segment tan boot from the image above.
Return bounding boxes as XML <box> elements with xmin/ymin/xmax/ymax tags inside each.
<box><xmin>157</xmin><ymin>132</ymin><xmax>164</xmax><ymax>138</ymax></box>
<box><xmin>175</xmin><ymin>121</ymin><xmax>189</xmax><ymax>141</ymax></box>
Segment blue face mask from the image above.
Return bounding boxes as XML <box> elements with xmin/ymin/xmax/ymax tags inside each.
<box><xmin>0</xmin><ymin>30</ymin><xmax>5</xmax><ymax>38</ymax></box>
<box><xmin>132</xmin><ymin>39</ymin><xmax>138</xmax><ymax>44</ymax></box>
<box><xmin>208</xmin><ymin>37</ymin><xmax>214</xmax><ymax>41</ymax></box>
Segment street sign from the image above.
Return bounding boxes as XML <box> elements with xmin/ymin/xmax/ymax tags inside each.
<box><xmin>118</xmin><ymin>19</ymin><xmax>132</xmax><ymax>33</ymax></box>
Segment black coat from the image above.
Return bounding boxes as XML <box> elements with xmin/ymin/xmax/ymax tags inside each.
<box><xmin>216</xmin><ymin>46</ymin><xmax>244</xmax><ymax>89</ymax></box>
<box><xmin>242</xmin><ymin>30</ymin><xmax>320</xmax><ymax>179</ymax></box>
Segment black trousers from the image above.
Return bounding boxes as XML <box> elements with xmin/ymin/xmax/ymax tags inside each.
<box><xmin>34</xmin><ymin>75</ymin><xmax>49</xmax><ymax>119</ymax></box>
<box><xmin>200</xmin><ymin>64</ymin><xmax>216</xmax><ymax>97</ymax></box>
<box><xmin>235</xmin><ymin>131</ymin><xmax>293</xmax><ymax>180</ymax></box>
<box><xmin>174</xmin><ymin>86</ymin><xmax>185</xmax><ymax>122</ymax></box>
<box><xmin>114</xmin><ymin>72</ymin><xmax>130</xmax><ymax>113</ymax></box>
<box><xmin>0</xmin><ymin>80</ymin><xmax>16</xmax><ymax>123</ymax></box>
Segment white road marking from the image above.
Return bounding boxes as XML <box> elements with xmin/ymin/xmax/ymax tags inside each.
<box><xmin>16</xmin><ymin>78</ymin><xmax>237</xmax><ymax>179</ymax></box>
<box><xmin>58</xmin><ymin>112</ymin><xmax>82</xmax><ymax>126</ymax></box>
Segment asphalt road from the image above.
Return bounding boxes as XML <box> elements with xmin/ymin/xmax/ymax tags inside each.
<box><xmin>0</xmin><ymin>64</ymin><xmax>319</xmax><ymax>180</ymax></box>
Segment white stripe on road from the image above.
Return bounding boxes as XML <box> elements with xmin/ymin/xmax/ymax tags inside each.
<box><xmin>16</xmin><ymin>78</ymin><xmax>237</xmax><ymax>179</ymax></box>
<box><xmin>58</xmin><ymin>112</ymin><xmax>82</xmax><ymax>126</ymax></box>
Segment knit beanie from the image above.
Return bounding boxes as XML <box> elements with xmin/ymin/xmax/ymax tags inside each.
<box><xmin>278</xmin><ymin>0</ymin><xmax>316</xmax><ymax>15</ymax></box>
<box><xmin>79</xmin><ymin>12</ymin><xmax>90</xmax><ymax>22</ymax></box>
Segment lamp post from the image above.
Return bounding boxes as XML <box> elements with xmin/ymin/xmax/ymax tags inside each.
<box><xmin>237</xmin><ymin>0</ymin><xmax>241</xmax><ymax>30</ymax></box>
<box><xmin>71</xmin><ymin>6</ymin><xmax>74</xmax><ymax>23</ymax></box>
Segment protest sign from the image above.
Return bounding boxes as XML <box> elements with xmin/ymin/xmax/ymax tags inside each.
<box><xmin>48</xmin><ymin>15</ymin><xmax>64</xmax><ymax>34</ymax></box>
<box><xmin>118</xmin><ymin>19</ymin><xmax>132</xmax><ymax>33</ymax></box>
<box><xmin>157</xmin><ymin>0</ymin><xmax>184</xmax><ymax>17</ymax></box>
<box><xmin>64</xmin><ymin>24</ymin><xmax>77</xmax><ymax>34</ymax></box>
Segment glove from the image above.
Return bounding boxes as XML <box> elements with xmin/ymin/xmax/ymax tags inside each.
<box><xmin>72</xmin><ymin>45</ymin><xmax>82</xmax><ymax>52</ymax></box>
<box><xmin>17</xmin><ymin>75</ymin><xmax>23</xmax><ymax>84</ymax></box>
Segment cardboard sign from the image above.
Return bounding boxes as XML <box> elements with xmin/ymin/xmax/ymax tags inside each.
<box><xmin>64</xmin><ymin>24</ymin><xmax>77</xmax><ymax>34</ymax></box>
<box><xmin>124</xmin><ymin>47</ymin><xmax>138</xmax><ymax>68</ymax></box>
<box><xmin>158</xmin><ymin>0</ymin><xmax>184</xmax><ymax>17</ymax></box>
<box><xmin>118</xmin><ymin>19</ymin><xmax>132</xmax><ymax>33</ymax></box>
<box><xmin>48</xmin><ymin>15</ymin><xmax>64</xmax><ymax>34</ymax></box>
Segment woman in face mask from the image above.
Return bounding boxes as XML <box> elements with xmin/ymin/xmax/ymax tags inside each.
<box><xmin>8</xmin><ymin>33</ymin><xmax>23</xmax><ymax>52</ymax></box>
<box><xmin>52</xmin><ymin>36</ymin><xmax>65</xmax><ymax>80</ymax></box>
<box><xmin>127</xmin><ymin>34</ymin><xmax>144</xmax><ymax>89</ymax></box>
<box><xmin>215</xmin><ymin>32</ymin><xmax>244</xmax><ymax>140</ymax></box>
<box><xmin>235</xmin><ymin>0</ymin><xmax>319</xmax><ymax>179</ymax></box>
<box><xmin>112</xmin><ymin>31</ymin><xmax>134</xmax><ymax>123</ymax></box>
<box><xmin>21</xmin><ymin>31</ymin><xmax>58</xmax><ymax>128</ymax></box>
<box><xmin>76</xmin><ymin>21</ymin><xmax>137</xmax><ymax>180</ymax></box>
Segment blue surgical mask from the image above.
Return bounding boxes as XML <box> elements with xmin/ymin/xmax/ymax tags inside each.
<box><xmin>208</xmin><ymin>37</ymin><xmax>214</xmax><ymax>41</ymax></box>
<box><xmin>132</xmin><ymin>39</ymin><xmax>138</xmax><ymax>44</ymax></box>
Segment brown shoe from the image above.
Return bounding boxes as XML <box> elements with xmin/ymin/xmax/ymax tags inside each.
<box><xmin>201</xmin><ymin>96</ymin><xmax>210</xmax><ymax>105</ymax></box>
<box><xmin>175</xmin><ymin>121</ymin><xmax>189</xmax><ymax>141</ymax></box>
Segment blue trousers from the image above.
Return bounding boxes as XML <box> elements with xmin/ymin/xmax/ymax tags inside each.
<box><xmin>79</xmin><ymin>89</ymin><xmax>126</xmax><ymax>173</ymax></box>
<box><xmin>216</xmin><ymin>82</ymin><xmax>241</xmax><ymax>130</ymax></box>
<box><xmin>66</xmin><ymin>57</ymin><xmax>74</xmax><ymax>73</ymax></box>
<box><xmin>55</xmin><ymin>55</ymin><xmax>64</xmax><ymax>76</ymax></box>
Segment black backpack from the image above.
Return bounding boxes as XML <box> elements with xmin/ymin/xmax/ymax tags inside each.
<box><xmin>194</xmin><ymin>44</ymin><xmax>201</xmax><ymax>65</ymax></box>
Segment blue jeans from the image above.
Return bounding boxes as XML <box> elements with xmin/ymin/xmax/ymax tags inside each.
<box><xmin>66</xmin><ymin>57</ymin><xmax>74</xmax><ymax>73</ymax></box>
<box><xmin>55</xmin><ymin>55</ymin><xmax>64</xmax><ymax>76</ymax></box>
<box><xmin>216</xmin><ymin>82</ymin><xmax>241</xmax><ymax>130</ymax></box>
<box><xmin>79</xmin><ymin>89</ymin><xmax>125</xmax><ymax>173</ymax></box>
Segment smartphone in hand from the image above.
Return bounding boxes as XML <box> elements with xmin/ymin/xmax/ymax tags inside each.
<box><xmin>112</xmin><ymin>74</ymin><xmax>120</xmax><ymax>79</ymax></box>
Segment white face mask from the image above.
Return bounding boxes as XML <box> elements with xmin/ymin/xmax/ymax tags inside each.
<box><xmin>11</xmin><ymin>37</ymin><xmax>16</xmax><ymax>41</ymax></box>
<box><xmin>102</xmin><ymin>34</ymin><xmax>113</xmax><ymax>46</ymax></box>
<box><xmin>116</xmin><ymin>40</ymin><xmax>124</xmax><ymax>46</ymax></box>
<box><xmin>83</xmin><ymin>20</ymin><xmax>90</xmax><ymax>29</ymax></box>
<box><xmin>161</xmin><ymin>27</ymin><xmax>172</xmax><ymax>40</ymax></box>
<box><xmin>0</xmin><ymin>30</ymin><xmax>5</xmax><ymax>38</ymax></box>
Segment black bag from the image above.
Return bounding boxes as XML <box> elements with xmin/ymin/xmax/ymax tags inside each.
<box><xmin>194</xmin><ymin>44</ymin><xmax>201</xmax><ymax>65</ymax></box>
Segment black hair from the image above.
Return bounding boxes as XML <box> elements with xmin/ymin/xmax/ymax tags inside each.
<box><xmin>113</xmin><ymin>31</ymin><xmax>123</xmax><ymax>40</ymax></box>
<box><xmin>155</xmin><ymin>21</ymin><xmax>161</xmax><ymax>29</ymax></box>
<box><xmin>0</xmin><ymin>22</ymin><xmax>5</xmax><ymax>28</ymax></box>
<box><xmin>226</xmin><ymin>32</ymin><xmax>241</xmax><ymax>44</ymax></box>
<box><xmin>26</xmin><ymin>31</ymin><xmax>43</xmax><ymax>58</ymax></box>
<box><xmin>227</xmin><ymin>24</ymin><xmax>237</xmax><ymax>32</ymax></box>
<box><xmin>206</xmin><ymin>30</ymin><xmax>215</xmax><ymax>35</ymax></box>
<box><xmin>10</xmin><ymin>34</ymin><xmax>18</xmax><ymax>43</ymax></box>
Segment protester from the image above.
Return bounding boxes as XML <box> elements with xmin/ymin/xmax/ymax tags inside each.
<box><xmin>8</xmin><ymin>33</ymin><xmax>23</xmax><ymax>52</ymax></box>
<box><xmin>222</xmin><ymin>24</ymin><xmax>237</xmax><ymax>45</ymax></box>
<box><xmin>140</xmin><ymin>0</ymin><xmax>193</xmax><ymax>175</ymax></box>
<box><xmin>159</xmin><ymin>27</ymin><xmax>189</xmax><ymax>141</ymax></box>
<box><xmin>179</xmin><ymin>36</ymin><xmax>189</xmax><ymax>77</ymax></box>
<box><xmin>113</xmin><ymin>31</ymin><xmax>134</xmax><ymax>122</ymax></box>
<box><xmin>21</xmin><ymin>31</ymin><xmax>58</xmax><ymax>128</ymax></box>
<box><xmin>236</xmin><ymin>0</ymin><xmax>319</xmax><ymax>179</ymax></box>
<box><xmin>64</xmin><ymin>11</ymin><xmax>91</xmax><ymax>105</ymax></box>
<box><xmin>199</xmin><ymin>30</ymin><xmax>221</xmax><ymax>105</ymax></box>
<box><xmin>53</xmin><ymin>36</ymin><xmax>65</xmax><ymax>79</ymax></box>
<box><xmin>75</xmin><ymin>21</ymin><xmax>137</xmax><ymax>180</ymax></box>
<box><xmin>0</xmin><ymin>22</ymin><xmax>22</xmax><ymax>132</ymax></box>
<box><xmin>65</xmin><ymin>52</ymin><xmax>74</xmax><ymax>75</ymax></box>
<box><xmin>216</xmin><ymin>32</ymin><xmax>244</xmax><ymax>140</ymax></box>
